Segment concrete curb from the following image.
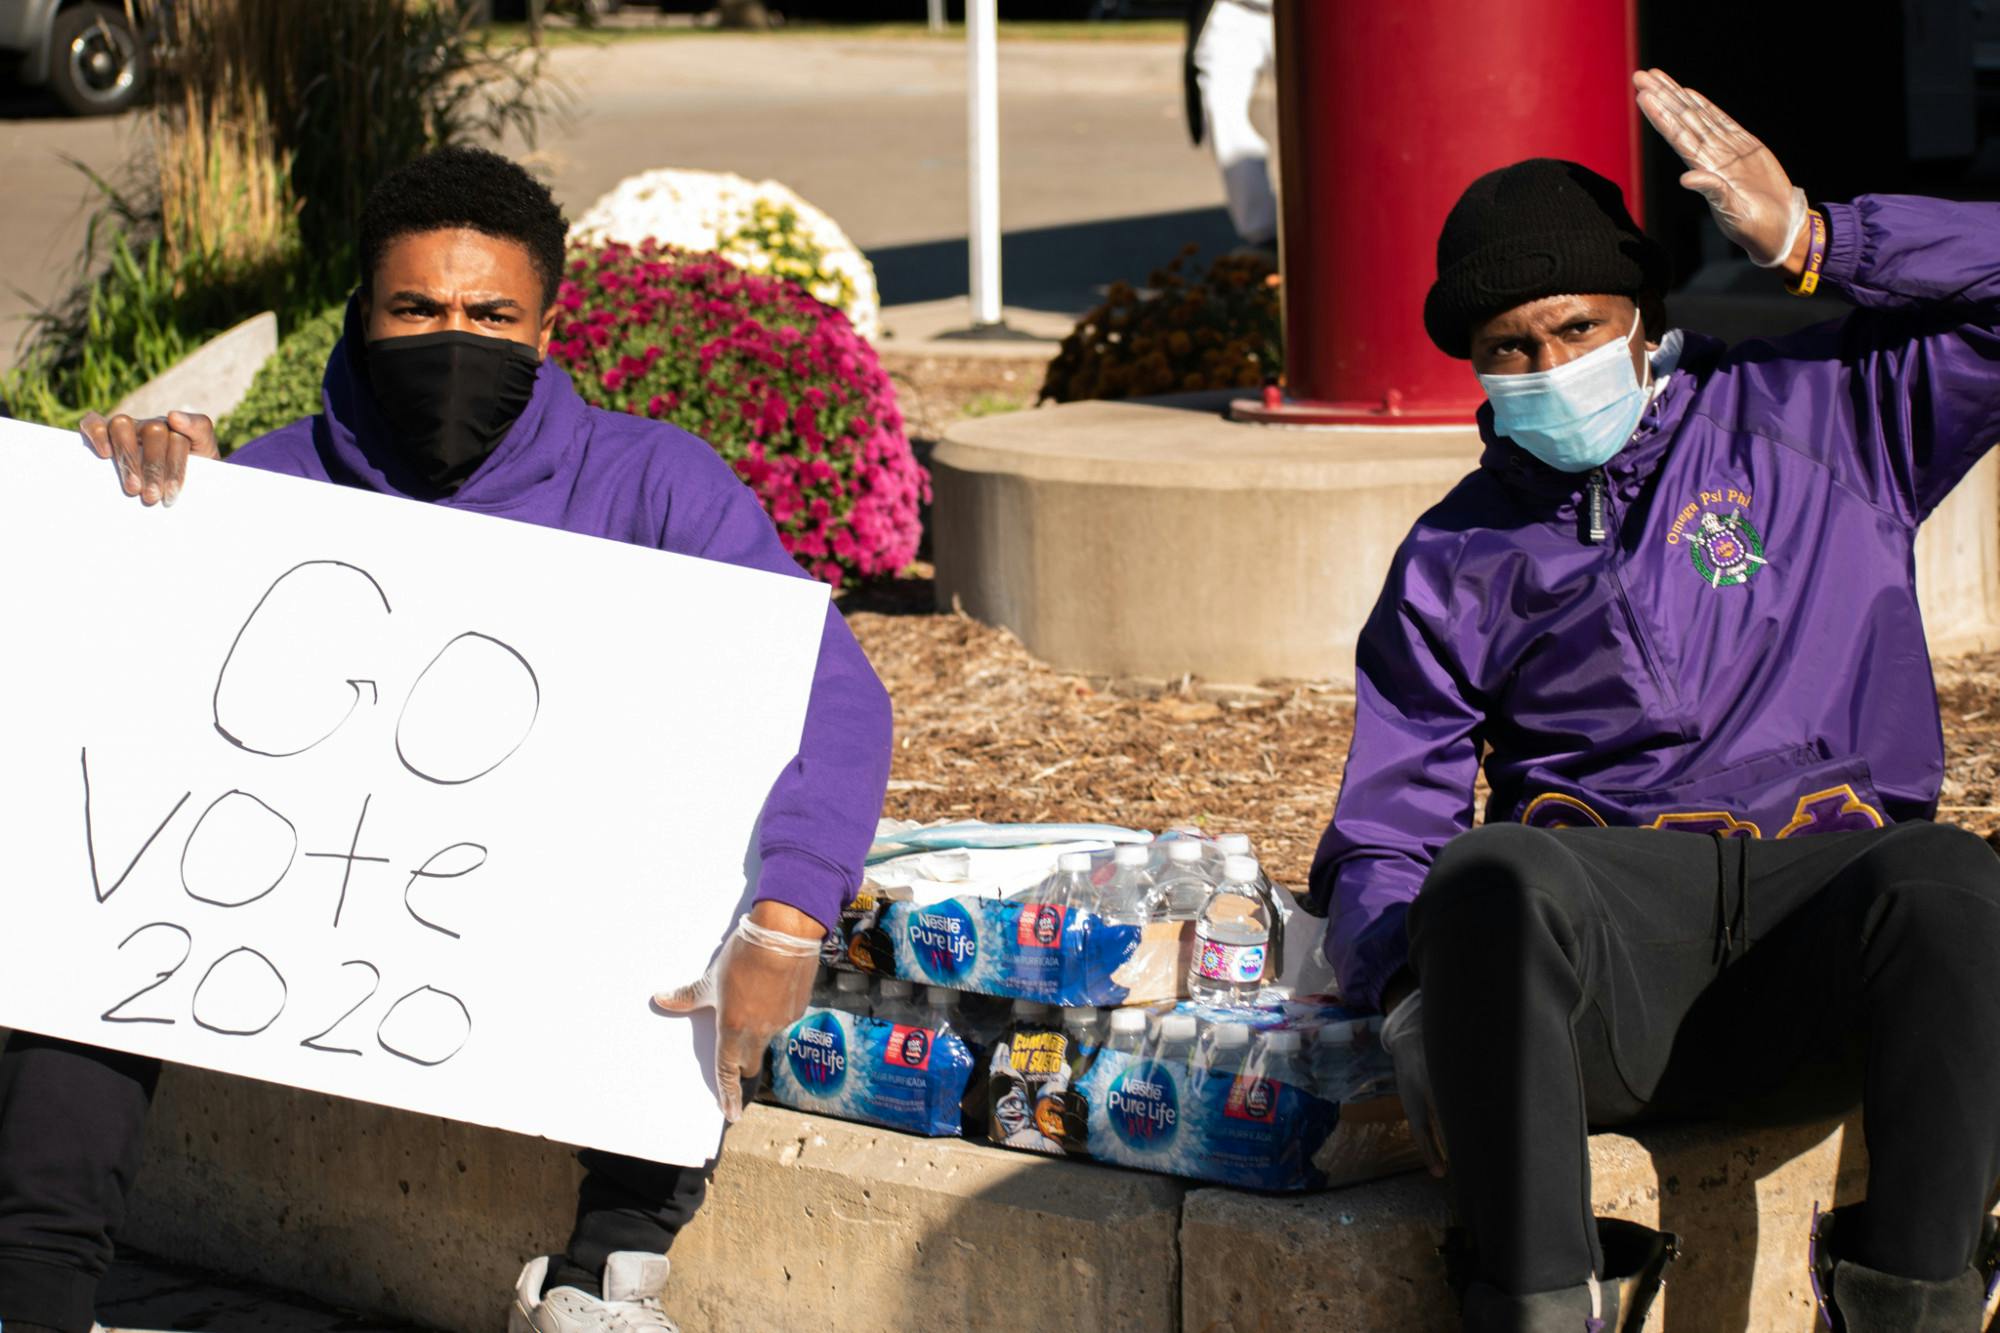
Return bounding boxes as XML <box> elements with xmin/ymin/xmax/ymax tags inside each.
<box><xmin>112</xmin><ymin>312</ymin><xmax>277</xmax><ymax>423</ymax></box>
<box><xmin>108</xmin><ymin>1063</ymin><xmax>2000</xmax><ymax>1332</ymax></box>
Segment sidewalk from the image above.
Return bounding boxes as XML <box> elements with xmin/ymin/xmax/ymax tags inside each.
<box><xmin>100</xmin><ymin>1249</ymin><xmax>437</xmax><ymax>1333</ymax></box>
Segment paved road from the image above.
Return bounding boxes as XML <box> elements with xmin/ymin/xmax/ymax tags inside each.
<box><xmin>1</xmin><ymin>31</ymin><xmax>1271</xmax><ymax>371</ymax></box>
<box><xmin>0</xmin><ymin>83</ymin><xmax>136</xmax><ymax>373</ymax></box>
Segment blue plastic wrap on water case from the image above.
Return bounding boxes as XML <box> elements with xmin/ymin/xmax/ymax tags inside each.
<box><xmin>844</xmin><ymin>895</ymin><xmax>1144</xmax><ymax>1005</ymax></box>
<box><xmin>1077</xmin><ymin>1050</ymin><xmax>1341</xmax><ymax>1191</ymax></box>
<box><xmin>765</xmin><ymin>1007</ymin><xmax>977</xmax><ymax>1137</ymax></box>
<box><xmin>984</xmin><ymin>1001</ymin><xmax>1406</xmax><ymax>1191</ymax></box>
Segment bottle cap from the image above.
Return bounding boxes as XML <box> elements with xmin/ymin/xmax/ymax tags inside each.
<box><xmin>1058</xmin><ymin>851</ymin><xmax>1094</xmax><ymax>872</ymax></box>
<box><xmin>1166</xmin><ymin>839</ymin><xmax>1205</xmax><ymax>863</ymax></box>
<box><xmin>835</xmin><ymin>971</ymin><xmax>871</xmax><ymax>993</ymax></box>
<box><xmin>878</xmin><ymin>979</ymin><xmax>913</xmax><ymax>999</ymax></box>
<box><xmin>1211</xmin><ymin>1022</ymin><xmax>1251</xmax><ymax>1048</ymax></box>
<box><xmin>1114</xmin><ymin>844</ymin><xmax>1149</xmax><ymax>866</ymax></box>
<box><xmin>1223</xmin><ymin>854</ymin><xmax>1261</xmax><ymax>884</ymax></box>
<box><xmin>1061</xmin><ymin>1006</ymin><xmax>1099</xmax><ymax>1029</ymax></box>
<box><xmin>1261</xmin><ymin>1029</ymin><xmax>1302</xmax><ymax>1053</ymax></box>
<box><xmin>1217</xmin><ymin>833</ymin><xmax>1252</xmax><ymax>856</ymax></box>
<box><xmin>1011</xmin><ymin>998</ymin><xmax>1051</xmax><ymax>1019</ymax></box>
<box><xmin>1109</xmin><ymin>1007</ymin><xmax>1148</xmax><ymax>1033</ymax></box>
<box><xmin>1159</xmin><ymin>1013</ymin><xmax>1199</xmax><ymax>1042</ymax></box>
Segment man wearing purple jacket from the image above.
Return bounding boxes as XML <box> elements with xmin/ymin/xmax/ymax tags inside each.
<box><xmin>1309</xmin><ymin>70</ymin><xmax>2000</xmax><ymax>1331</ymax></box>
<box><xmin>0</xmin><ymin>148</ymin><xmax>891</xmax><ymax>1333</ymax></box>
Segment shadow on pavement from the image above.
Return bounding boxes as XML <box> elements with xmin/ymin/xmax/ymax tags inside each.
<box><xmin>870</xmin><ymin>206</ymin><xmax>1239</xmax><ymax>315</ymax></box>
<box><xmin>0</xmin><ymin>85</ymin><xmax>64</xmax><ymax>119</ymax></box>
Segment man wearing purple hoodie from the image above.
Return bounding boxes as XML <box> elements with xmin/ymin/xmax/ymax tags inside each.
<box><xmin>0</xmin><ymin>147</ymin><xmax>892</xmax><ymax>1333</ymax></box>
<box><xmin>1309</xmin><ymin>71</ymin><xmax>2000</xmax><ymax>1331</ymax></box>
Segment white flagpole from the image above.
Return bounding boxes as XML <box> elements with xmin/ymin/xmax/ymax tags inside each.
<box><xmin>966</xmin><ymin>0</ymin><xmax>1002</xmax><ymax>329</ymax></box>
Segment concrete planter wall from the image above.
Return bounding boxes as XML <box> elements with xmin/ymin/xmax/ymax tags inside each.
<box><xmin>104</xmin><ymin>1061</ymin><xmax>2000</xmax><ymax>1331</ymax></box>
<box><xmin>932</xmin><ymin>398</ymin><xmax>2000</xmax><ymax>687</ymax></box>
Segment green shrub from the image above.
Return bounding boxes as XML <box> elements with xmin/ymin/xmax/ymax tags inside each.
<box><xmin>217</xmin><ymin>305</ymin><xmax>344</xmax><ymax>452</ymax></box>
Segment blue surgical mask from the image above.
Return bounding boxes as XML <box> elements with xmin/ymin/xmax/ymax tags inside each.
<box><xmin>1478</xmin><ymin>310</ymin><xmax>1650</xmax><ymax>473</ymax></box>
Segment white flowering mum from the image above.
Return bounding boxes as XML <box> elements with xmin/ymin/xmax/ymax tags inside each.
<box><xmin>569</xmin><ymin>168</ymin><xmax>881</xmax><ymax>340</ymax></box>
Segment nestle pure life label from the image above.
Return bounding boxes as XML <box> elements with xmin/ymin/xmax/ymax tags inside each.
<box><xmin>767</xmin><ymin>1006</ymin><xmax>975</xmax><ymax>1137</ymax></box>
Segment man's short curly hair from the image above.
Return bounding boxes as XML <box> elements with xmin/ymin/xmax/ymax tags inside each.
<box><xmin>358</xmin><ymin>146</ymin><xmax>568</xmax><ymax>308</ymax></box>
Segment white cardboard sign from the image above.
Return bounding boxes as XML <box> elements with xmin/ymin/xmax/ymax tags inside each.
<box><xmin>0</xmin><ymin>418</ymin><xmax>831</xmax><ymax>1167</ymax></box>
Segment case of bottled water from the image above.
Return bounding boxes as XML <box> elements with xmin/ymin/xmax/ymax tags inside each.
<box><xmin>983</xmin><ymin>997</ymin><xmax>1418</xmax><ymax>1191</ymax></box>
<box><xmin>764</xmin><ymin>973</ymin><xmax>1004</xmax><ymax>1137</ymax></box>
<box><xmin>828</xmin><ymin>831</ymin><xmax>1299</xmax><ymax>1007</ymax></box>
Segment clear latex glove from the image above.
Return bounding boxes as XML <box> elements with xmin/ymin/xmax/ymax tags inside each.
<box><xmin>1381</xmin><ymin>989</ymin><xmax>1447</xmax><ymax>1178</ymax></box>
<box><xmin>654</xmin><ymin>914</ymin><xmax>822</xmax><ymax>1122</ymax></box>
<box><xmin>77</xmin><ymin>409</ymin><xmax>220</xmax><ymax>507</ymax></box>
<box><xmin>1634</xmin><ymin>68</ymin><xmax>1808</xmax><ymax>268</ymax></box>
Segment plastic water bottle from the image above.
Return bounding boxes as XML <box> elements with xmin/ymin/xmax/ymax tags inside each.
<box><xmin>1188</xmin><ymin>855</ymin><xmax>1274</xmax><ymax>1003</ymax></box>
<box><xmin>1308</xmin><ymin>1018</ymin><xmax>1366</xmax><ymax>1101</ymax></box>
<box><xmin>809</xmin><ymin>965</ymin><xmax>839</xmax><ymax>1010</ymax></box>
<box><xmin>1254</xmin><ymin>1028</ymin><xmax>1311</xmax><ymax>1092</ymax></box>
<box><xmin>1013</xmin><ymin>851</ymin><xmax>1100</xmax><ymax>917</ymax></box>
<box><xmin>1214</xmin><ymin>832</ymin><xmax>1253</xmax><ymax>863</ymax></box>
<box><xmin>875</xmin><ymin>978</ymin><xmax>924</xmax><ymax>1028</ymax></box>
<box><xmin>1060</xmin><ymin>1005</ymin><xmax>1105</xmax><ymax>1051</ymax></box>
<box><xmin>1010</xmin><ymin>997</ymin><xmax>1054</xmax><ymax>1027</ymax></box>
<box><xmin>922</xmin><ymin>985</ymin><xmax>960</xmax><ymax>1031</ymax></box>
<box><xmin>833</xmin><ymin>970</ymin><xmax>873</xmax><ymax>1016</ymax></box>
<box><xmin>1154</xmin><ymin>839</ymin><xmax>1218</xmax><ymax>922</ymax></box>
<box><xmin>1194</xmin><ymin>1020</ymin><xmax>1252</xmax><ymax>1085</ymax></box>
<box><xmin>1152</xmin><ymin>1011</ymin><xmax>1200</xmax><ymax>1070</ymax></box>
<box><xmin>1155</xmin><ymin>827</ymin><xmax>1206</xmax><ymax>866</ymax></box>
<box><xmin>1105</xmin><ymin>1006</ymin><xmax>1149</xmax><ymax>1055</ymax></box>
<box><xmin>1097</xmin><ymin>844</ymin><xmax>1157</xmax><ymax>925</ymax></box>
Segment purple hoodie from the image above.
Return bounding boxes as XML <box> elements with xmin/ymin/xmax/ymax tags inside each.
<box><xmin>229</xmin><ymin>308</ymin><xmax>893</xmax><ymax>933</ymax></box>
<box><xmin>1309</xmin><ymin>194</ymin><xmax>2000</xmax><ymax>1011</ymax></box>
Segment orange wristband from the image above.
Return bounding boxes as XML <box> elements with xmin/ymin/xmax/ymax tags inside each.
<box><xmin>1787</xmin><ymin>208</ymin><xmax>1828</xmax><ymax>297</ymax></box>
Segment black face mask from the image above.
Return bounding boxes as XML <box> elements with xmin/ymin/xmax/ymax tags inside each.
<box><xmin>361</xmin><ymin>329</ymin><xmax>541</xmax><ymax>493</ymax></box>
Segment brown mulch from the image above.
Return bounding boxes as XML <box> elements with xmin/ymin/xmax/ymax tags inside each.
<box><xmin>1932</xmin><ymin>652</ymin><xmax>2000</xmax><ymax>832</ymax></box>
<box><xmin>846</xmin><ymin>595</ymin><xmax>2000</xmax><ymax>887</ymax></box>
<box><xmin>876</xmin><ymin>353</ymin><xmax>1040</xmax><ymax>444</ymax></box>
<box><xmin>846</xmin><ymin>581</ymin><xmax>1352</xmax><ymax>893</ymax></box>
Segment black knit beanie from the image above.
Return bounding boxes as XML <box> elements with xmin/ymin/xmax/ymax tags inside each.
<box><xmin>1423</xmin><ymin>158</ymin><xmax>1671</xmax><ymax>359</ymax></box>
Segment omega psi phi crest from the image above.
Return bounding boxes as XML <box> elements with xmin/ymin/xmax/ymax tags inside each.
<box><xmin>1688</xmin><ymin>507</ymin><xmax>1767</xmax><ymax>589</ymax></box>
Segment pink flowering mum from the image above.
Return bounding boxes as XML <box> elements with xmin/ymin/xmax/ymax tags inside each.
<box><xmin>553</xmin><ymin>240</ymin><xmax>930</xmax><ymax>589</ymax></box>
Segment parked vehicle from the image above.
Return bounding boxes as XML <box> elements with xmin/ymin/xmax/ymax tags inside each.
<box><xmin>0</xmin><ymin>0</ymin><xmax>150</xmax><ymax>115</ymax></box>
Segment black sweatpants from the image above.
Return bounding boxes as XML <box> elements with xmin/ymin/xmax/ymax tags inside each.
<box><xmin>1408</xmin><ymin>820</ymin><xmax>2000</xmax><ymax>1298</ymax></box>
<box><xmin>0</xmin><ymin>1035</ymin><xmax>726</xmax><ymax>1333</ymax></box>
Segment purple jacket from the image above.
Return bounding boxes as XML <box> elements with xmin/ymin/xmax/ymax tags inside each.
<box><xmin>230</xmin><ymin>312</ymin><xmax>894</xmax><ymax>933</ymax></box>
<box><xmin>1309</xmin><ymin>194</ymin><xmax>2000</xmax><ymax>1011</ymax></box>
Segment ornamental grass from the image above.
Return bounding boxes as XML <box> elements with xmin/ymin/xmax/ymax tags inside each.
<box><xmin>3</xmin><ymin>0</ymin><xmax>550</xmax><ymax>427</ymax></box>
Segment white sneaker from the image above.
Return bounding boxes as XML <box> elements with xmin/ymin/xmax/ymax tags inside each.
<box><xmin>509</xmin><ymin>1251</ymin><xmax>679</xmax><ymax>1333</ymax></box>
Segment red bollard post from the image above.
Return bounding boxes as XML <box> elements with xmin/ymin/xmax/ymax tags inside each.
<box><xmin>1234</xmin><ymin>0</ymin><xmax>1640</xmax><ymax>426</ymax></box>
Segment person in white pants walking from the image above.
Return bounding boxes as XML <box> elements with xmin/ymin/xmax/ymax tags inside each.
<box><xmin>1184</xmin><ymin>0</ymin><xmax>1277</xmax><ymax>248</ymax></box>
